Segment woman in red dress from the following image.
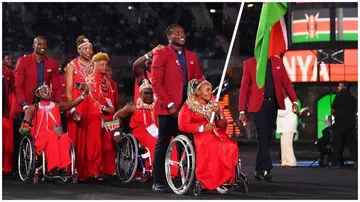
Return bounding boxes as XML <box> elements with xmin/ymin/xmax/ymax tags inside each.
<box><xmin>19</xmin><ymin>83</ymin><xmax>89</xmax><ymax>173</ymax></box>
<box><xmin>92</xmin><ymin>52</ymin><xmax>116</xmax><ymax>177</ymax></box>
<box><xmin>132</xmin><ymin>45</ymin><xmax>165</xmax><ymax>102</ymax></box>
<box><xmin>65</xmin><ymin>35</ymin><xmax>103</xmax><ymax>181</ymax></box>
<box><xmin>178</xmin><ymin>79</ymin><xmax>239</xmax><ymax>190</ymax></box>
<box><xmin>114</xmin><ymin>79</ymin><xmax>178</xmax><ymax>178</ymax></box>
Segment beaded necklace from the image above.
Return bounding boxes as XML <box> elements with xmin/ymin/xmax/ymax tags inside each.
<box><xmin>136</xmin><ymin>98</ymin><xmax>155</xmax><ymax>127</ymax></box>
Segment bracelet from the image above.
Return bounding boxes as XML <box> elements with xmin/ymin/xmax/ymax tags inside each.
<box><xmin>19</xmin><ymin>120</ymin><xmax>33</xmax><ymax>135</ymax></box>
<box><xmin>293</xmin><ymin>101</ymin><xmax>298</xmax><ymax>105</ymax></box>
<box><xmin>114</xmin><ymin>131</ymin><xmax>121</xmax><ymax>137</ymax></box>
<box><xmin>70</xmin><ymin>107</ymin><xmax>76</xmax><ymax>114</ymax></box>
<box><xmin>167</xmin><ymin>102</ymin><xmax>174</xmax><ymax>109</ymax></box>
<box><xmin>144</xmin><ymin>53</ymin><xmax>149</xmax><ymax>60</ymax></box>
<box><xmin>197</xmin><ymin>125</ymin><xmax>204</xmax><ymax>133</ymax></box>
<box><xmin>215</xmin><ymin>114</ymin><xmax>223</xmax><ymax>120</ymax></box>
<box><xmin>23</xmin><ymin>105</ymin><xmax>29</xmax><ymax>111</ymax></box>
<box><xmin>239</xmin><ymin>111</ymin><xmax>245</xmax><ymax>115</ymax></box>
<box><xmin>80</xmin><ymin>93</ymin><xmax>86</xmax><ymax>100</ymax></box>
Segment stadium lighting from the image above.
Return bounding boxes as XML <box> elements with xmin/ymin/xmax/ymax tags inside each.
<box><xmin>128</xmin><ymin>6</ymin><xmax>133</xmax><ymax>10</ymax></box>
<box><xmin>247</xmin><ymin>4</ymin><xmax>254</xmax><ymax>8</ymax></box>
<box><xmin>210</xmin><ymin>9</ymin><xmax>216</xmax><ymax>13</ymax></box>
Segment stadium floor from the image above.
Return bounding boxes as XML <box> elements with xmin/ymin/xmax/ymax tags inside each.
<box><xmin>2</xmin><ymin>143</ymin><xmax>357</xmax><ymax>200</ymax></box>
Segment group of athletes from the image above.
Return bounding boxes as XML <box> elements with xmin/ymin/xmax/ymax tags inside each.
<box><xmin>3</xmin><ymin>24</ymin><xmax>253</xmax><ymax>194</ymax></box>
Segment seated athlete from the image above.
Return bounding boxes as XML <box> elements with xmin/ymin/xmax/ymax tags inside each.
<box><xmin>19</xmin><ymin>83</ymin><xmax>89</xmax><ymax>174</ymax></box>
<box><xmin>113</xmin><ymin>79</ymin><xmax>177</xmax><ymax>178</ymax></box>
<box><xmin>178</xmin><ymin>78</ymin><xmax>239</xmax><ymax>190</ymax></box>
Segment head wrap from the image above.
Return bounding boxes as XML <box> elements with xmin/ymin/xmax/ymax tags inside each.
<box><xmin>35</xmin><ymin>82</ymin><xmax>51</xmax><ymax>98</ymax></box>
<box><xmin>139</xmin><ymin>79</ymin><xmax>152</xmax><ymax>92</ymax></box>
<box><xmin>187</xmin><ymin>78</ymin><xmax>212</xmax><ymax>100</ymax></box>
<box><xmin>77</xmin><ymin>37</ymin><xmax>92</xmax><ymax>49</ymax></box>
<box><xmin>185</xmin><ymin>79</ymin><xmax>215</xmax><ymax>121</ymax></box>
<box><xmin>136</xmin><ymin>79</ymin><xmax>154</xmax><ymax>110</ymax></box>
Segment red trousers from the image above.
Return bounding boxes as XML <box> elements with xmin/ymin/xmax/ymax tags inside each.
<box><xmin>2</xmin><ymin>117</ymin><xmax>14</xmax><ymax>173</ymax></box>
<box><xmin>101</xmin><ymin>131</ymin><xmax>116</xmax><ymax>175</ymax></box>
<box><xmin>35</xmin><ymin>131</ymin><xmax>72</xmax><ymax>172</ymax></box>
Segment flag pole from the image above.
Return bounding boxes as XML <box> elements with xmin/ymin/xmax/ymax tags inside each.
<box><xmin>210</xmin><ymin>2</ymin><xmax>245</xmax><ymax>123</ymax></box>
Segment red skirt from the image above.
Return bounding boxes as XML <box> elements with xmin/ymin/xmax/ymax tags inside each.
<box><xmin>194</xmin><ymin>130</ymin><xmax>238</xmax><ymax>190</ymax></box>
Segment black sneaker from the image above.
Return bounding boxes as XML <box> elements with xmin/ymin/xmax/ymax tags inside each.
<box><xmin>262</xmin><ymin>170</ymin><xmax>272</xmax><ymax>182</ymax></box>
<box><xmin>254</xmin><ymin>171</ymin><xmax>263</xmax><ymax>181</ymax></box>
<box><xmin>152</xmin><ymin>183</ymin><xmax>168</xmax><ymax>193</ymax></box>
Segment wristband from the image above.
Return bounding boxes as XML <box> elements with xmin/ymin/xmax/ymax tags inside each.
<box><xmin>114</xmin><ymin>131</ymin><xmax>121</xmax><ymax>137</ymax></box>
<box><xmin>144</xmin><ymin>53</ymin><xmax>149</xmax><ymax>60</ymax></box>
<box><xmin>239</xmin><ymin>111</ymin><xmax>245</xmax><ymax>115</ymax></box>
<box><xmin>80</xmin><ymin>93</ymin><xmax>86</xmax><ymax>100</ymax></box>
<box><xmin>70</xmin><ymin>107</ymin><xmax>76</xmax><ymax>114</ymax></box>
<box><xmin>293</xmin><ymin>101</ymin><xmax>298</xmax><ymax>105</ymax></box>
<box><xmin>167</xmin><ymin>102</ymin><xmax>174</xmax><ymax>109</ymax></box>
<box><xmin>197</xmin><ymin>125</ymin><xmax>204</xmax><ymax>133</ymax></box>
<box><xmin>23</xmin><ymin>105</ymin><xmax>29</xmax><ymax>111</ymax></box>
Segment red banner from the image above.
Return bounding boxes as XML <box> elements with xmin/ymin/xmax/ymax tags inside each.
<box><xmin>283</xmin><ymin>49</ymin><xmax>358</xmax><ymax>82</ymax></box>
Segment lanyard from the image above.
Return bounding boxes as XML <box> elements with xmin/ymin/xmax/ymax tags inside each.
<box><xmin>39</xmin><ymin>102</ymin><xmax>59</xmax><ymax>127</ymax></box>
<box><xmin>142</xmin><ymin>109</ymin><xmax>155</xmax><ymax>127</ymax></box>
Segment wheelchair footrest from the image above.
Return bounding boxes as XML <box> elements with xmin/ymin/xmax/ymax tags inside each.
<box><xmin>222</xmin><ymin>183</ymin><xmax>237</xmax><ymax>186</ymax></box>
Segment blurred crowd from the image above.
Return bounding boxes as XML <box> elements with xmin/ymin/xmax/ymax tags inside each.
<box><xmin>3</xmin><ymin>2</ymin><xmax>261</xmax><ymax>61</ymax></box>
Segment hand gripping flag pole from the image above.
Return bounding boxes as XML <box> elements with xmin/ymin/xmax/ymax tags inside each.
<box><xmin>210</xmin><ymin>2</ymin><xmax>245</xmax><ymax>124</ymax></box>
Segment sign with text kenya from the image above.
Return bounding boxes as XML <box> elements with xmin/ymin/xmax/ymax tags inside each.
<box><xmin>282</xmin><ymin>49</ymin><xmax>358</xmax><ymax>82</ymax></box>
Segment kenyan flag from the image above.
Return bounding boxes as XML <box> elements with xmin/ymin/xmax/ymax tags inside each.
<box><xmin>254</xmin><ymin>2</ymin><xmax>288</xmax><ymax>88</ymax></box>
<box><xmin>104</xmin><ymin>120</ymin><xmax>120</xmax><ymax>132</ymax></box>
<box><xmin>292</xmin><ymin>7</ymin><xmax>358</xmax><ymax>43</ymax></box>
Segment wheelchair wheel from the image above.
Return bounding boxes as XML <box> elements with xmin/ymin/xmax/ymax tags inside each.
<box><xmin>33</xmin><ymin>172</ymin><xmax>40</xmax><ymax>184</ymax></box>
<box><xmin>70</xmin><ymin>143</ymin><xmax>78</xmax><ymax>184</ymax></box>
<box><xmin>241</xmin><ymin>180</ymin><xmax>249</xmax><ymax>195</ymax></box>
<box><xmin>165</xmin><ymin>135</ymin><xmax>196</xmax><ymax>195</ymax></box>
<box><xmin>140</xmin><ymin>173</ymin><xmax>148</xmax><ymax>183</ymax></box>
<box><xmin>236</xmin><ymin>158</ymin><xmax>249</xmax><ymax>195</ymax></box>
<box><xmin>70</xmin><ymin>144</ymin><xmax>77</xmax><ymax>180</ymax></box>
<box><xmin>18</xmin><ymin>135</ymin><xmax>36</xmax><ymax>183</ymax></box>
<box><xmin>72</xmin><ymin>173</ymin><xmax>78</xmax><ymax>184</ymax></box>
<box><xmin>116</xmin><ymin>133</ymin><xmax>138</xmax><ymax>183</ymax></box>
<box><xmin>193</xmin><ymin>181</ymin><xmax>202</xmax><ymax>196</ymax></box>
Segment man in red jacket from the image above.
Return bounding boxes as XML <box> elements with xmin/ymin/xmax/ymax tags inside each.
<box><xmin>151</xmin><ymin>24</ymin><xmax>204</xmax><ymax>192</ymax></box>
<box><xmin>238</xmin><ymin>55</ymin><xmax>298</xmax><ymax>182</ymax></box>
<box><xmin>12</xmin><ymin>36</ymin><xmax>61</xmax><ymax>120</ymax></box>
<box><xmin>2</xmin><ymin>53</ymin><xmax>15</xmax><ymax>174</ymax></box>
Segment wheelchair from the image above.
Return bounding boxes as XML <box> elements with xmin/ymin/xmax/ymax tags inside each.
<box><xmin>115</xmin><ymin>133</ymin><xmax>153</xmax><ymax>183</ymax></box>
<box><xmin>311</xmin><ymin>124</ymin><xmax>334</xmax><ymax>167</ymax></box>
<box><xmin>17</xmin><ymin>135</ymin><xmax>78</xmax><ymax>184</ymax></box>
<box><xmin>165</xmin><ymin>134</ymin><xmax>249</xmax><ymax>196</ymax></box>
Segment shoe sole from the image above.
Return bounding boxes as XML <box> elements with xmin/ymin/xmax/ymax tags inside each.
<box><xmin>262</xmin><ymin>176</ymin><xmax>273</xmax><ymax>182</ymax></box>
<box><xmin>152</xmin><ymin>188</ymin><xmax>168</xmax><ymax>193</ymax></box>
